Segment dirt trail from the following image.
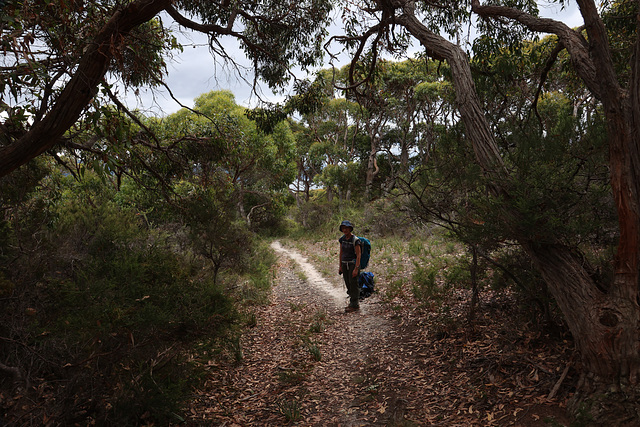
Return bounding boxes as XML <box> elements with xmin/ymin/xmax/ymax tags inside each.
<box><xmin>188</xmin><ymin>241</ymin><xmax>411</xmax><ymax>426</ymax></box>
<box><xmin>266</xmin><ymin>241</ymin><xmax>402</xmax><ymax>424</ymax></box>
<box><xmin>187</xmin><ymin>241</ymin><xmax>571</xmax><ymax>426</ymax></box>
<box><xmin>269</xmin><ymin>241</ymin><xmax>346</xmax><ymax>305</ymax></box>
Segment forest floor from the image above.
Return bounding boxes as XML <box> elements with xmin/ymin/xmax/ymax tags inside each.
<box><xmin>185</xmin><ymin>239</ymin><xmax>576</xmax><ymax>426</ymax></box>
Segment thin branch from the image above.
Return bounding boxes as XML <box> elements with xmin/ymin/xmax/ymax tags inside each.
<box><xmin>530</xmin><ymin>40</ymin><xmax>566</xmax><ymax>128</ymax></box>
<box><xmin>470</xmin><ymin>0</ymin><xmax>600</xmax><ymax>99</ymax></box>
<box><xmin>104</xmin><ymin>83</ymin><xmax>161</xmax><ymax>147</ymax></box>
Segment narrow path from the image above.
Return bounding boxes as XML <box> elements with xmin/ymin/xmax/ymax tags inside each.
<box><xmin>269</xmin><ymin>241</ymin><xmax>346</xmax><ymax>305</ymax></box>
<box><xmin>268</xmin><ymin>240</ymin><xmax>399</xmax><ymax>425</ymax></box>
<box><xmin>187</xmin><ymin>241</ymin><xmax>412</xmax><ymax>426</ymax></box>
<box><xmin>186</xmin><ymin>241</ymin><xmax>571</xmax><ymax>426</ymax></box>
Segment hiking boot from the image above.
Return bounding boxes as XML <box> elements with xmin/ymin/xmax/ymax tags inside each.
<box><xmin>344</xmin><ymin>306</ymin><xmax>359</xmax><ymax>313</ymax></box>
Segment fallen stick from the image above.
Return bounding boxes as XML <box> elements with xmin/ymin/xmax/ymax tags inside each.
<box><xmin>548</xmin><ymin>363</ymin><xmax>571</xmax><ymax>399</ymax></box>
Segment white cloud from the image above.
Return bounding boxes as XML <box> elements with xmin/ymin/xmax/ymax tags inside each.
<box><xmin>121</xmin><ymin>30</ymin><xmax>260</xmax><ymax>116</ymax></box>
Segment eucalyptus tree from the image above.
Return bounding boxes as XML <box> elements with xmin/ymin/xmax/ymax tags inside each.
<box><xmin>289</xmin><ymin>119</ymin><xmax>322</xmax><ymax>204</ymax></box>
<box><xmin>341</xmin><ymin>62</ymin><xmax>392</xmax><ymax>200</ymax></box>
<box><xmin>330</xmin><ymin>0</ymin><xmax>640</xmax><ymax>420</ymax></box>
<box><xmin>171</xmin><ymin>90</ymin><xmax>297</xmax><ymax>226</ymax></box>
<box><xmin>376</xmin><ymin>58</ymin><xmax>454</xmax><ymax>186</ymax></box>
<box><xmin>298</xmin><ymin>69</ymin><xmax>367</xmax><ymax>202</ymax></box>
<box><xmin>306</xmin><ymin>60</ymin><xmax>452</xmax><ymax>200</ymax></box>
<box><xmin>0</xmin><ymin>0</ymin><xmax>332</xmax><ymax>177</ymax></box>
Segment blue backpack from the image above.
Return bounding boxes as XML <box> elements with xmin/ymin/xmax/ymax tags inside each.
<box><xmin>357</xmin><ymin>236</ymin><xmax>371</xmax><ymax>270</ymax></box>
<box><xmin>358</xmin><ymin>271</ymin><xmax>375</xmax><ymax>299</ymax></box>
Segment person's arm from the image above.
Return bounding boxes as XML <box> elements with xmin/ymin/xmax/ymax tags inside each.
<box><xmin>338</xmin><ymin>242</ymin><xmax>343</xmax><ymax>275</ymax></box>
<box><xmin>353</xmin><ymin>243</ymin><xmax>362</xmax><ymax>278</ymax></box>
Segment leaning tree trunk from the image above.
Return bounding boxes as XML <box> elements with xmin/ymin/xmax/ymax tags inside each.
<box><xmin>469</xmin><ymin>0</ymin><xmax>640</xmax><ymax>416</ymax></box>
<box><xmin>524</xmin><ymin>243</ymin><xmax>640</xmax><ymax>422</ymax></box>
<box><xmin>392</xmin><ymin>1</ymin><xmax>640</xmax><ymax>421</ymax></box>
<box><xmin>0</xmin><ymin>0</ymin><xmax>172</xmax><ymax>177</ymax></box>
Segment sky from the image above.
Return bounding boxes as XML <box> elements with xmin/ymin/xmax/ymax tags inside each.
<box><xmin>121</xmin><ymin>2</ymin><xmax>584</xmax><ymax>117</ymax></box>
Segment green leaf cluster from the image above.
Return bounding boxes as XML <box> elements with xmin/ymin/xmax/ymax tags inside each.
<box><xmin>0</xmin><ymin>90</ymin><xmax>292</xmax><ymax>421</ymax></box>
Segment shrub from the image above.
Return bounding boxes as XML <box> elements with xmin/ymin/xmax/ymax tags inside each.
<box><xmin>0</xmin><ymin>170</ymin><xmax>275</xmax><ymax>425</ymax></box>
<box><xmin>411</xmin><ymin>262</ymin><xmax>440</xmax><ymax>302</ymax></box>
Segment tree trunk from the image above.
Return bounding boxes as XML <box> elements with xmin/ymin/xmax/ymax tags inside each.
<box><xmin>469</xmin><ymin>0</ymin><xmax>640</xmax><ymax>407</ymax></box>
<box><xmin>304</xmin><ymin>175</ymin><xmax>311</xmax><ymax>202</ymax></box>
<box><xmin>326</xmin><ymin>186</ymin><xmax>334</xmax><ymax>202</ymax></box>
<box><xmin>400</xmin><ymin>128</ymin><xmax>411</xmax><ymax>176</ymax></box>
<box><xmin>365</xmin><ymin>134</ymin><xmax>380</xmax><ymax>200</ymax></box>
<box><xmin>390</xmin><ymin>1</ymin><xmax>640</xmax><ymax>420</ymax></box>
<box><xmin>524</xmin><ymin>243</ymin><xmax>640</xmax><ymax>422</ymax></box>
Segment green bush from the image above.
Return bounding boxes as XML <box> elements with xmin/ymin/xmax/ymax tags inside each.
<box><xmin>408</xmin><ymin>238</ymin><xmax>425</xmax><ymax>256</ymax></box>
<box><xmin>0</xmin><ymin>170</ymin><xmax>277</xmax><ymax>425</ymax></box>
<box><xmin>411</xmin><ymin>247</ymin><xmax>471</xmax><ymax>304</ymax></box>
<box><xmin>362</xmin><ymin>198</ymin><xmax>412</xmax><ymax>237</ymax></box>
<box><xmin>411</xmin><ymin>262</ymin><xmax>440</xmax><ymax>302</ymax></box>
<box><xmin>442</xmin><ymin>260</ymin><xmax>471</xmax><ymax>287</ymax></box>
<box><xmin>108</xmin><ymin>356</ymin><xmax>192</xmax><ymax>425</ymax></box>
<box><xmin>25</xmin><ymin>195</ymin><xmax>236</xmax><ymax>423</ymax></box>
<box><xmin>292</xmin><ymin>199</ymin><xmax>336</xmax><ymax>233</ymax></box>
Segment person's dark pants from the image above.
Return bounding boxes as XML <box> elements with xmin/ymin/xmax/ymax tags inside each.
<box><xmin>342</xmin><ymin>261</ymin><xmax>360</xmax><ymax>308</ymax></box>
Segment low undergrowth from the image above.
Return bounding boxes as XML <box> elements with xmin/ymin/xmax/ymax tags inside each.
<box><xmin>276</xmin><ymin>232</ymin><xmax>577</xmax><ymax>425</ymax></box>
<box><xmin>0</xmin><ymin>176</ymin><xmax>275</xmax><ymax>426</ymax></box>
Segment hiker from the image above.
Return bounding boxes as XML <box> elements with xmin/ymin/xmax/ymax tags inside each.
<box><xmin>338</xmin><ymin>220</ymin><xmax>362</xmax><ymax>312</ymax></box>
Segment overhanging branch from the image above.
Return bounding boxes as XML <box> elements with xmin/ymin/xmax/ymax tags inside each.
<box><xmin>470</xmin><ymin>0</ymin><xmax>600</xmax><ymax>99</ymax></box>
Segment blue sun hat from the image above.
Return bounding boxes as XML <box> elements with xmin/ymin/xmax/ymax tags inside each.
<box><xmin>339</xmin><ymin>220</ymin><xmax>354</xmax><ymax>232</ymax></box>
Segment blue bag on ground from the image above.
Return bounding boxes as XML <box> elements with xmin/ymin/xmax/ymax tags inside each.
<box><xmin>358</xmin><ymin>272</ymin><xmax>375</xmax><ymax>299</ymax></box>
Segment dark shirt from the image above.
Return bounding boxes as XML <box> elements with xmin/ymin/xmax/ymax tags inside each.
<box><xmin>339</xmin><ymin>235</ymin><xmax>362</xmax><ymax>263</ymax></box>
